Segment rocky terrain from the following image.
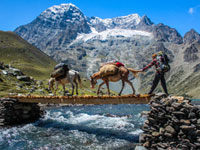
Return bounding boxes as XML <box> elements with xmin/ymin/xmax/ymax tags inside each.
<box><xmin>0</xmin><ymin>62</ymin><xmax>50</xmax><ymax>97</ymax></box>
<box><xmin>14</xmin><ymin>3</ymin><xmax>200</xmax><ymax>98</ymax></box>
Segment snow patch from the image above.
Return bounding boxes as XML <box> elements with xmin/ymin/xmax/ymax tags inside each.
<box><xmin>76</xmin><ymin>28</ymin><xmax>152</xmax><ymax>42</ymax></box>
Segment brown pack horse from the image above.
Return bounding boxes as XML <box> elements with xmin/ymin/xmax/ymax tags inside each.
<box><xmin>90</xmin><ymin>66</ymin><xmax>142</xmax><ymax>96</ymax></box>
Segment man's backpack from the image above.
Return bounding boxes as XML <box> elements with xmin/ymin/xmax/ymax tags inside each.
<box><xmin>157</xmin><ymin>52</ymin><xmax>170</xmax><ymax>72</ymax></box>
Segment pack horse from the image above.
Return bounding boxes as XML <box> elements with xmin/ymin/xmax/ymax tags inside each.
<box><xmin>90</xmin><ymin>64</ymin><xmax>142</xmax><ymax>96</ymax></box>
<box><xmin>49</xmin><ymin>69</ymin><xmax>82</xmax><ymax>96</ymax></box>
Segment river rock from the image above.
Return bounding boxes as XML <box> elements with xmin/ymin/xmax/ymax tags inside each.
<box><xmin>165</xmin><ymin>125</ymin><xmax>176</xmax><ymax>134</ymax></box>
<box><xmin>180</xmin><ymin>119</ymin><xmax>191</xmax><ymax>125</ymax></box>
<box><xmin>180</xmin><ymin>125</ymin><xmax>196</xmax><ymax>130</ymax></box>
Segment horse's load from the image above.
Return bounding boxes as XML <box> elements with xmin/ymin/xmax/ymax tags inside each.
<box><xmin>51</xmin><ymin>63</ymin><xmax>69</xmax><ymax>79</ymax></box>
<box><xmin>99</xmin><ymin>64</ymin><xmax>118</xmax><ymax>77</ymax></box>
<box><xmin>51</xmin><ymin>67</ymin><xmax>64</xmax><ymax>78</ymax></box>
<box><xmin>100</xmin><ymin>60</ymin><xmax>124</xmax><ymax>68</ymax></box>
<box><xmin>54</xmin><ymin>63</ymin><xmax>69</xmax><ymax>71</ymax></box>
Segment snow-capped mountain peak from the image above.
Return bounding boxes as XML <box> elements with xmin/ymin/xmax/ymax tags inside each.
<box><xmin>47</xmin><ymin>3</ymin><xmax>78</xmax><ymax>13</ymax></box>
<box><xmin>40</xmin><ymin>3</ymin><xmax>86</xmax><ymax>21</ymax></box>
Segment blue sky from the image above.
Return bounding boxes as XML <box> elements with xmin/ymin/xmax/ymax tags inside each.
<box><xmin>0</xmin><ymin>0</ymin><xmax>199</xmax><ymax>36</ymax></box>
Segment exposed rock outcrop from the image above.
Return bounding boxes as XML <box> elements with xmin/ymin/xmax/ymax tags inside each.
<box><xmin>184</xmin><ymin>44</ymin><xmax>199</xmax><ymax>62</ymax></box>
<box><xmin>184</xmin><ymin>29</ymin><xmax>200</xmax><ymax>44</ymax></box>
<box><xmin>151</xmin><ymin>23</ymin><xmax>183</xmax><ymax>44</ymax></box>
<box><xmin>194</xmin><ymin>63</ymin><xmax>200</xmax><ymax>73</ymax></box>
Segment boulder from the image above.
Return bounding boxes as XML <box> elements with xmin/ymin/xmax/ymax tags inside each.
<box><xmin>17</xmin><ymin>76</ymin><xmax>32</xmax><ymax>82</ymax></box>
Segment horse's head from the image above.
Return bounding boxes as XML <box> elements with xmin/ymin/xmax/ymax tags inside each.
<box><xmin>48</xmin><ymin>78</ymin><xmax>55</xmax><ymax>91</ymax></box>
<box><xmin>90</xmin><ymin>75</ymin><xmax>97</xmax><ymax>88</ymax></box>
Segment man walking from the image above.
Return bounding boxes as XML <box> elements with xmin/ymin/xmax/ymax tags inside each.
<box><xmin>141</xmin><ymin>53</ymin><xmax>169</xmax><ymax>95</ymax></box>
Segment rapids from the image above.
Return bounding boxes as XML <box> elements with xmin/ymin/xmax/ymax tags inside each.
<box><xmin>0</xmin><ymin>104</ymin><xmax>149</xmax><ymax>150</ymax></box>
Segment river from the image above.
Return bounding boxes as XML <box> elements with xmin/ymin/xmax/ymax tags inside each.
<box><xmin>0</xmin><ymin>104</ymin><xmax>149</xmax><ymax>150</ymax></box>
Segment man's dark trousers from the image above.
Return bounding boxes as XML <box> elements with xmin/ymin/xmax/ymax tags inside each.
<box><xmin>148</xmin><ymin>72</ymin><xmax>168</xmax><ymax>95</ymax></box>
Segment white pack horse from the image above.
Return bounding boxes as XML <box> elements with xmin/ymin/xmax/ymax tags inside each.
<box><xmin>48</xmin><ymin>70</ymin><xmax>82</xmax><ymax>96</ymax></box>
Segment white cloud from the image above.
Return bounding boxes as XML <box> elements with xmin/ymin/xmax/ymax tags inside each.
<box><xmin>188</xmin><ymin>5</ymin><xmax>200</xmax><ymax>14</ymax></box>
<box><xmin>189</xmin><ymin>8</ymin><xmax>194</xmax><ymax>14</ymax></box>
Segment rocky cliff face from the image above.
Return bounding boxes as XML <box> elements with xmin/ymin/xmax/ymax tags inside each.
<box><xmin>14</xmin><ymin>3</ymin><xmax>200</xmax><ymax>98</ymax></box>
<box><xmin>184</xmin><ymin>43</ymin><xmax>199</xmax><ymax>62</ymax></box>
<box><xmin>183</xmin><ymin>29</ymin><xmax>200</xmax><ymax>44</ymax></box>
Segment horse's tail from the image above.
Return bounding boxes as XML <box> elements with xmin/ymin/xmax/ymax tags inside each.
<box><xmin>127</xmin><ymin>68</ymin><xmax>141</xmax><ymax>78</ymax></box>
<box><xmin>76</xmin><ymin>72</ymin><xmax>82</xmax><ymax>88</ymax></box>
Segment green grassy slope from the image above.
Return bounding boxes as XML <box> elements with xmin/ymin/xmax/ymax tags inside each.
<box><xmin>0</xmin><ymin>31</ymin><xmax>56</xmax><ymax>79</ymax></box>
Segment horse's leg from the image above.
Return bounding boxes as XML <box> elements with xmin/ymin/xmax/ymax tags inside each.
<box><xmin>119</xmin><ymin>80</ymin><xmax>125</xmax><ymax>96</ymax></box>
<box><xmin>125</xmin><ymin>80</ymin><xmax>135</xmax><ymax>95</ymax></box>
<box><xmin>97</xmin><ymin>82</ymin><xmax>105</xmax><ymax>95</ymax></box>
<box><xmin>71</xmin><ymin>83</ymin><xmax>74</xmax><ymax>95</ymax></box>
<box><xmin>54</xmin><ymin>82</ymin><xmax>58</xmax><ymax>96</ymax></box>
<box><xmin>105</xmin><ymin>80</ymin><xmax>110</xmax><ymax>95</ymax></box>
<box><xmin>74</xmin><ymin>80</ymin><xmax>78</xmax><ymax>95</ymax></box>
<box><xmin>63</xmin><ymin>84</ymin><xmax>65</xmax><ymax>96</ymax></box>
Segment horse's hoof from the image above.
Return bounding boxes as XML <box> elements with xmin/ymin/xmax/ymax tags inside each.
<box><xmin>135</xmin><ymin>94</ymin><xmax>140</xmax><ymax>97</ymax></box>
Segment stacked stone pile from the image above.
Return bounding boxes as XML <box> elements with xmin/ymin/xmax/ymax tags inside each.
<box><xmin>140</xmin><ymin>95</ymin><xmax>200</xmax><ymax>150</ymax></box>
<box><xmin>0</xmin><ymin>98</ymin><xmax>44</xmax><ymax>126</ymax></box>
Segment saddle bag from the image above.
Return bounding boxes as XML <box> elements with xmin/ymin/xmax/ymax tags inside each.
<box><xmin>99</xmin><ymin>64</ymin><xmax>118</xmax><ymax>77</ymax></box>
<box><xmin>51</xmin><ymin>67</ymin><xmax>65</xmax><ymax>78</ymax></box>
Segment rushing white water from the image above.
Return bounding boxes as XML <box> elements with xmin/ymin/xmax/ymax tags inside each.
<box><xmin>0</xmin><ymin>104</ymin><xmax>149</xmax><ymax>150</ymax></box>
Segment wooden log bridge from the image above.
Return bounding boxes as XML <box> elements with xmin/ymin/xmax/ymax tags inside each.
<box><xmin>7</xmin><ymin>94</ymin><xmax>153</xmax><ymax>105</ymax></box>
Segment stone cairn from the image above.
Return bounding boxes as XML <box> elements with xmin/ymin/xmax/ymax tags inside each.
<box><xmin>0</xmin><ymin>98</ymin><xmax>44</xmax><ymax>126</ymax></box>
<box><xmin>140</xmin><ymin>95</ymin><xmax>200</xmax><ymax>150</ymax></box>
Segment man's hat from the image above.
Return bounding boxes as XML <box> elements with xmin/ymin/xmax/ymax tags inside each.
<box><xmin>152</xmin><ymin>53</ymin><xmax>157</xmax><ymax>58</ymax></box>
